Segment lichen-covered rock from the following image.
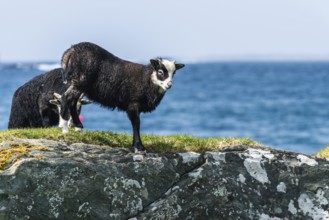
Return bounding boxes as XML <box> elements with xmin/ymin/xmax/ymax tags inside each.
<box><xmin>0</xmin><ymin>139</ymin><xmax>328</xmax><ymax>220</ymax></box>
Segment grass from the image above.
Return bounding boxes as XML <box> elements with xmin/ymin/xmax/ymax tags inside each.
<box><xmin>0</xmin><ymin>128</ymin><xmax>260</xmax><ymax>153</ymax></box>
<box><xmin>1</xmin><ymin>128</ymin><xmax>329</xmax><ymax>171</ymax></box>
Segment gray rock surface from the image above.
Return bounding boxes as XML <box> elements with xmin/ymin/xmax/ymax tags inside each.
<box><xmin>0</xmin><ymin>139</ymin><xmax>329</xmax><ymax>220</ymax></box>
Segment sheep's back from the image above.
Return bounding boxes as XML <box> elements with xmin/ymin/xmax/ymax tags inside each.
<box><xmin>9</xmin><ymin>76</ymin><xmax>45</xmax><ymax>127</ymax></box>
<box><xmin>8</xmin><ymin>68</ymin><xmax>68</xmax><ymax>128</ymax></box>
<box><xmin>64</xmin><ymin>42</ymin><xmax>166</xmax><ymax>113</ymax></box>
<box><xmin>86</xmin><ymin>61</ymin><xmax>162</xmax><ymax>112</ymax></box>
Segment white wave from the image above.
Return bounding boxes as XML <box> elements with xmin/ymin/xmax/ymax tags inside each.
<box><xmin>36</xmin><ymin>63</ymin><xmax>61</xmax><ymax>71</ymax></box>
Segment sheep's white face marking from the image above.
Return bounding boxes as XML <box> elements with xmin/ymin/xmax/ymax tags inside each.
<box><xmin>49</xmin><ymin>92</ymin><xmax>92</xmax><ymax>129</ymax></box>
<box><xmin>151</xmin><ymin>59</ymin><xmax>177</xmax><ymax>93</ymax></box>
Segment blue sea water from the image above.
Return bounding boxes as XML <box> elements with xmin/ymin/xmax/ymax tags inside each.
<box><xmin>1</xmin><ymin>61</ymin><xmax>329</xmax><ymax>155</ymax></box>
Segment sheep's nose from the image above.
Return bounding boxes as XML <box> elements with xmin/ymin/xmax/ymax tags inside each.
<box><xmin>167</xmin><ymin>81</ymin><xmax>173</xmax><ymax>89</ymax></box>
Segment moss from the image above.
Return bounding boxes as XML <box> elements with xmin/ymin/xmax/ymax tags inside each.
<box><xmin>315</xmin><ymin>146</ymin><xmax>329</xmax><ymax>159</ymax></box>
<box><xmin>0</xmin><ymin>143</ymin><xmax>48</xmax><ymax>171</ymax></box>
<box><xmin>0</xmin><ymin>128</ymin><xmax>260</xmax><ymax>153</ymax></box>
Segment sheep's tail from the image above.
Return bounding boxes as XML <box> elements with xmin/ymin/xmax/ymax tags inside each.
<box><xmin>61</xmin><ymin>47</ymin><xmax>75</xmax><ymax>84</ymax></box>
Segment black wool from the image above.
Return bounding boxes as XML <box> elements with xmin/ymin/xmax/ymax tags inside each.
<box><xmin>60</xmin><ymin>42</ymin><xmax>185</xmax><ymax>152</ymax></box>
<box><xmin>8</xmin><ymin>68</ymin><xmax>87</xmax><ymax>129</ymax></box>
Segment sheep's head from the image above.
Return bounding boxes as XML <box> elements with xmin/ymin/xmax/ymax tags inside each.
<box><xmin>49</xmin><ymin>93</ymin><xmax>92</xmax><ymax>115</ymax></box>
<box><xmin>150</xmin><ymin>58</ymin><xmax>185</xmax><ymax>93</ymax></box>
<box><xmin>49</xmin><ymin>93</ymin><xmax>92</xmax><ymax>128</ymax></box>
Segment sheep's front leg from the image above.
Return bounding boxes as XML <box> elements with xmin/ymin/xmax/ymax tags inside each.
<box><xmin>127</xmin><ymin>107</ymin><xmax>146</xmax><ymax>153</ymax></box>
<box><xmin>61</xmin><ymin>86</ymin><xmax>83</xmax><ymax>133</ymax></box>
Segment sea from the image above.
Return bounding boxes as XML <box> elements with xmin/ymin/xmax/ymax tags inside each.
<box><xmin>1</xmin><ymin>61</ymin><xmax>329</xmax><ymax>155</ymax></box>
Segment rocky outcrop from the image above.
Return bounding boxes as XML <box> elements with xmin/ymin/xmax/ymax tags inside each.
<box><xmin>0</xmin><ymin>139</ymin><xmax>329</xmax><ymax>220</ymax></box>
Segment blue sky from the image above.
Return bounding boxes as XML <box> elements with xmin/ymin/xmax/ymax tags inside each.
<box><xmin>1</xmin><ymin>0</ymin><xmax>329</xmax><ymax>62</ymax></box>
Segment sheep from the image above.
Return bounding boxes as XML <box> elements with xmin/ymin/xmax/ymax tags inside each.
<box><xmin>50</xmin><ymin>92</ymin><xmax>91</xmax><ymax>130</ymax></box>
<box><xmin>60</xmin><ymin>42</ymin><xmax>185</xmax><ymax>153</ymax></box>
<box><xmin>8</xmin><ymin>68</ymin><xmax>91</xmax><ymax>129</ymax></box>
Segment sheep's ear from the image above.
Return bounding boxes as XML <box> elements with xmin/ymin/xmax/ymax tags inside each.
<box><xmin>175</xmin><ymin>63</ymin><xmax>185</xmax><ymax>70</ymax></box>
<box><xmin>81</xmin><ymin>99</ymin><xmax>92</xmax><ymax>105</ymax></box>
<box><xmin>150</xmin><ymin>59</ymin><xmax>160</xmax><ymax>70</ymax></box>
<box><xmin>49</xmin><ymin>99</ymin><xmax>60</xmax><ymax>105</ymax></box>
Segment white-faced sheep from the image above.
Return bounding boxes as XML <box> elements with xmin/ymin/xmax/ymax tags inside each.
<box><xmin>60</xmin><ymin>42</ymin><xmax>185</xmax><ymax>153</ymax></box>
<box><xmin>8</xmin><ymin>68</ymin><xmax>91</xmax><ymax>129</ymax></box>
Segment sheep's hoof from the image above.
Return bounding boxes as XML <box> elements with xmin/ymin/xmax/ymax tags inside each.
<box><xmin>62</xmin><ymin>128</ymin><xmax>69</xmax><ymax>134</ymax></box>
<box><xmin>74</xmin><ymin>127</ymin><xmax>84</xmax><ymax>132</ymax></box>
<box><xmin>133</xmin><ymin>154</ymin><xmax>144</xmax><ymax>162</ymax></box>
<box><xmin>134</xmin><ymin>148</ymin><xmax>147</xmax><ymax>155</ymax></box>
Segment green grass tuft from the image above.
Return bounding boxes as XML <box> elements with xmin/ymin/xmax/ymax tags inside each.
<box><xmin>0</xmin><ymin>128</ymin><xmax>260</xmax><ymax>153</ymax></box>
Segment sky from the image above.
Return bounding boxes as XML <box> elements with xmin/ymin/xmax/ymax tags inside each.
<box><xmin>1</xmin><ymin>0</ymin><xmax>329</xmax><ymax>62</ymax></box>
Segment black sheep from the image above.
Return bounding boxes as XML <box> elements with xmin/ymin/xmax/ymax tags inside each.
<box><xmin>60</xmin><ymin>42</ymin><xmax>185</xmax><ymax>153</ymax></box>
<box><xmin>50</xmin><ymin>92</ymin><xmax>91</xmax><ymax>130</ymax></box>
<box><xmin>8</xmin><ymin>68</ymin><xmax>90</xmax><ymax>129</ymax></box>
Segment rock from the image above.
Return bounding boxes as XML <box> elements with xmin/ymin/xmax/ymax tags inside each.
<box><xmin>0</xmin><ymin>139</ymin><xmax>329</xmax><ymax>219</ymax></box>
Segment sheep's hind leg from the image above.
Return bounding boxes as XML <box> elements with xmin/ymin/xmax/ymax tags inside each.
<box><xmin>69</xmin><ymin>102</ymin><xmax>84</xmax><ymax>132</ymax></box>
<box><xmin>60</xmin><ymin>99</ymin><xmax>70</xmax><ymax>134</ymax></box>
<box><xmin>61</xmin><ymin>86</ymin><xmax>83</xmax><ymax>133</ymax></box>
<box><xmin>127</xmin><ymin>108</ymin><xmax>146</xmax><ymax>154</ymax></box>
<box><xmin>69</xmin><ymin>91</ymin><xmax>84</xmax><ymax>132</ymax></box>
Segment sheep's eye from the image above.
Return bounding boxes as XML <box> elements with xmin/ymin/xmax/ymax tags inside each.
<box><xmin>158</xmin><ymin>70</ymin><xmax>164</xmax><ymax>77</ymax></box>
